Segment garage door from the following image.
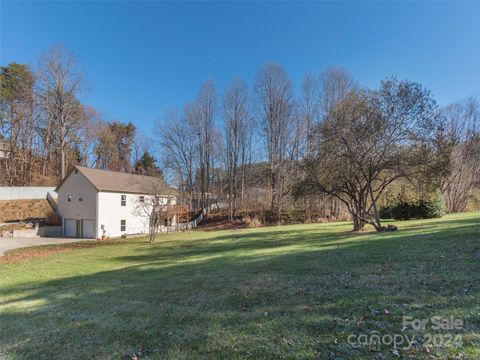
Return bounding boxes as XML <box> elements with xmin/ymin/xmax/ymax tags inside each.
<box><xmin>82</xmin><ymin>220</ymin><xmax>95</xmax><ymax>239</ymax></box>
<box><xmin>65</xmin><ymin>219</ymin><xmax>77</xmax><ymax>237</ymax></box>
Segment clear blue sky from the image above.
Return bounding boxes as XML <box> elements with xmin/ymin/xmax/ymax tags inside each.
<box><xmin>2</xmin><ymin>1</ymin><xmax>479</xmax><ymax>134</ymax></box>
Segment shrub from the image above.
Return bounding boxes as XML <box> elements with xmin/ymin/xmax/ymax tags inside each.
<box><xmin>281</xmin><ymin>209</ymin><xmax>305</xmax><ymax>224</ymax></box>
<box><xmin>417</xmin><ymin>196</ymin><xmax>444</xmax><ymax>219</ymax></box>
<box><xmin>378</xmin><ymin>206</ymin><xmax>392</xmax><ymax>219</ymax></box>
<box><xmin>389</xmin><ymin>202</ymin><xmax>414</xmax><ymax>220</ymax></box>
<box><xmin>242</xmin><ymin>215</ymin><xmax>262</xmax><ymax>228</ymax></box>
<box><xmin>380</xmin><ymin>194</ymin><xmax>444</xmax><ymax>220</ymax></box>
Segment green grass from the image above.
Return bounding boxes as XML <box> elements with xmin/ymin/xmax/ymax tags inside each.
<box><xmin>1</xmin><ymin>213</ymin><xmax>479</xmax><ymax>359</ymax></box>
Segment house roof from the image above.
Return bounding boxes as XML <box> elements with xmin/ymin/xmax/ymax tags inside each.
<box><xmin>56</xmin><ymin>165</ymin><xmax>178</xmax><ymax>196</ymax></box>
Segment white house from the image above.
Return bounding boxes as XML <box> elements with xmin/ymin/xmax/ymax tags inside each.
<box><xmin>55</xmin><ymin>166</ymin><xmax>177</xmax><ymax>239</ymax></box>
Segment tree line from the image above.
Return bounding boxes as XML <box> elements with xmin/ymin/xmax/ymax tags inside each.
<box><xmin>0</xmin><ymin>46</ymin><xmax>160</xmax><ymax>187</ymax></box>
<box><xmin>2</xmin><ymin>46</ymin><xmax>479</xmax><ymax>231</ymax></box>
<box><xmin>157</xmin><ymin>64</ymin><xmax>479</xmax><ymax>230</ymax></box>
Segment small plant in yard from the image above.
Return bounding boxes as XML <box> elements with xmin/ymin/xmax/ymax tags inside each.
<box><xmin>242</xmin><ymin>215</ymin><xmax>262</xmax><ymax>228</ymax></box>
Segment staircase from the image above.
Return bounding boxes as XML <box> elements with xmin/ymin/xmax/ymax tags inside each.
<box><xmin>46</xmin><ymin>192</ymin><xmax>58</xmax><ymax>212</ymax></box>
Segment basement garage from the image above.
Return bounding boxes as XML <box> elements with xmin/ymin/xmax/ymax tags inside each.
<box><xmin>64</xmin><ymin>219</ymin><xmax>95</xmax><ymax>238</ymax></box>
<box><xmin>64</xmin><ymin>219</ymin><xmax>77</xmax><ymax>237</ymax></box>
<box><xmin>82</xmin><ymin>220</ymin><xmax>95</xmax><ymax>238</ymax></box>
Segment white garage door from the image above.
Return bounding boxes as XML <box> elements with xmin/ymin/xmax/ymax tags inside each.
<box><xmin>82</xmin><ymin>220</ymin><xmax>95</xmax><ymax>239</ymax></box>
<box><xmin>65</xmin><ymin>219</ymin><xmax>77</xmax><ymax>237</ymax></box>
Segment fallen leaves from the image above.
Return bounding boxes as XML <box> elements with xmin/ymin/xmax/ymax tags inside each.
<box><xmin>0</xmin><ymin>246</ymin><xmax>72</xmax><ymax>264</ymax></box>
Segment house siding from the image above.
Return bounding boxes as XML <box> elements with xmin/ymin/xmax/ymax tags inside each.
<box><xmin>57</xmin><ymin>167</ymin><xmax>178</xmax><ymax>239</ymax></box>
<box><xmin>96</xmin><ymin>192</ymin><xmax>176</xmax><ymax>238</ymax></box>
<box><xmin>56</xmin><ymin>170</ymin><xmax>97</xmax><ymax>237</ymax></box>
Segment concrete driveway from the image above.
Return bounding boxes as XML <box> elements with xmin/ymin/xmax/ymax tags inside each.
<box><xmin>0</xmin><ymin>237</ymin><xmax>91</xmax><ymax>256</ymax></box>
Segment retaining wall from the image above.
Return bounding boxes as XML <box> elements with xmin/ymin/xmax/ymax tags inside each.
<box><xmin>11</xmin><ymin>226</ymin><xmax>62</xmax><ymax>238</ymax></box>
<box><xmin>0</xmin><ymin>187</ymin><xmax>56</xmax><ymax>200</ymax></box>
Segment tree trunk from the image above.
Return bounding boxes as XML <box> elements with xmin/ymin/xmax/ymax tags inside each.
<box><xmin>232</xmin><ymin>164</ymin><xmax>237</xmax><ymax>219</ymax></box>
<box><xmin>149</xmin><ymin>213</ymin><xmax>157</xmax><ymax>243</ymax></box>
<box><xmin>228</xmin><ymin>169</ymin><xmax>233</xmax><ymax>221</ymax></box>
<box><xmin>61</xmin><ymin>147</ymin><xmax>66</xmax><ymax>180</ymax></box>
<box><xmin>367</xmin><ymin>182</ymin><xmax>382</xmax><ymax>230</ymax></box>
<box><xmin>352</xmin><ymin>214</ymin><xmax>365</xmax><ymax>231</ymax></box>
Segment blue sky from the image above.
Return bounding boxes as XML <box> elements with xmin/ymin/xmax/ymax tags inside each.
<box><xmin>2</xmin><ymin>1</ymin><xmax>479</xmax><ymax>134</ymax></box>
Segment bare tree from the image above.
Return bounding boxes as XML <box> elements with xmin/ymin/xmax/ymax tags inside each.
<box><xmin>132</xmin><ymin>132</ymin><xmax>153</xmax><ymax>169</ymax></box>
<box><xmin>301</xmin><ymin>78</ymin><xmax>446</xmax><ymax>231</ymax></box>
<box><xmin>238</xmin><ymin>117</ymin><xmax>255</xmax><ymax>209</ymax></box>
<box><xmin>300</xmin><ymin>72</ymin><xmax>320</xmax><ymax>159</ymax></box>
<box><xmin>318</xmin><ymin>67</ymin><xmax>357</xmax><ymax>120</ymax></box>
<box><xmin>299</xmin><ymin>73</ymin><xmax>320</xmax><ymax>220</ymax></box>
<box><xmin>157</xmin><ymin>107</ymin><xmax>195</xmax><ymax>206</ymax></box>
<box><xmin>442</xmin><ymin>97</ymin><xmax>480</xmax><ymax>212</ymax></box>
<box><xmin>254</xmin><ymin>64</ymin><xmax>295</xmax><ymax>220</ymax></box>
<box><xmin>74</xmin><ymin>105</ymin><xmax>103</xmax><ymax>167</ymax></box>
<box><xmin>223</xmin><ymin>79</ymin><xmax>250</xmax><ymax>219</ymax></box>
<box><xmin>94</xmin><ymin>121</ymin><xmax>136</xmax><ymax>172</ymax></box>
<box><xmin>0</xmin><ymin>63</ymin><xmax>39</xmax><ymax>185</ymax></box>
<box><xmin>93</xmin><ymin>121</ymin><xmax>116</xmax><ymax>170</ymax></box>
<box><xmin>188</xmin><ymin>81</ymin><xmax>217</xmax><ymax>211</ymax></box>
<box><xmin>37</xmin><ymin>45</ymin><xmax>85</xmax><ymax>180</ymax></box>
<box><xmin>134</xmin><ymin>176</ymin><xmax>176</xmax><ymax>243</ymax></box>
<box><xmin>302</xmin><ymin>68</ymin><xmax>356</xmax><ymax>219</ymax></box>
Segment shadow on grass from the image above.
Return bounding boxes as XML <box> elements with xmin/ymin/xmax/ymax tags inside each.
<box><xmin>0</xmin><ymin>214</ymin><xmax>479</xmax><ymax>359</ymax></box>
<box><xmin>115</xmin><ymin>218</ymin><xmax>478</xmax><ymax>267</ymax></box>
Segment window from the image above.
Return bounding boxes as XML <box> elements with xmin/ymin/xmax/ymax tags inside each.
<box><xmin>139</xmin><ymin>195</ymin><xmax>145</xmax><ymax>203</ymax></box>
<box><xmin>121</xmin><ymin>220</ymin><xmax>126</xmax><ymax>232</ymax></box>
<box><xmin>67</xmin><ymin>194</ymin><xmax>72</xmax><ymax>202</ymax></box>
<box><xmin>121</xmin><ymin>194</ymin><xmax>126</xmax><ymax>206</ymax></box>
<box><xmin>78</xmin><ymin>194</ymin><xmax>83</xmax><ymax>202</ymax></box>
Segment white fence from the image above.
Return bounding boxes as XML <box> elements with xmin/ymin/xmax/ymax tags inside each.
<box><xmin>158</xmin><ymin>210</ymin><xmax>204</xmax><ymax>232</ymax></box>
<box><xmin>0</xmin><ymin>187</ymin><xmax>57</xmax><ymax>200</ymax></box>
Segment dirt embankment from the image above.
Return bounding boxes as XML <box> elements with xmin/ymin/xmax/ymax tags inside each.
<box><xmin>0</xmin><ymin>199</ymin><xmax>58</xmax><ymax>223</ymax></box>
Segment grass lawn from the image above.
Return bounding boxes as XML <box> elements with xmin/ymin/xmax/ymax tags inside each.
<box><xmin>1</xmin><ymin>212</ymin><xmax>479</xmax><ymax>359</ymax></box>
